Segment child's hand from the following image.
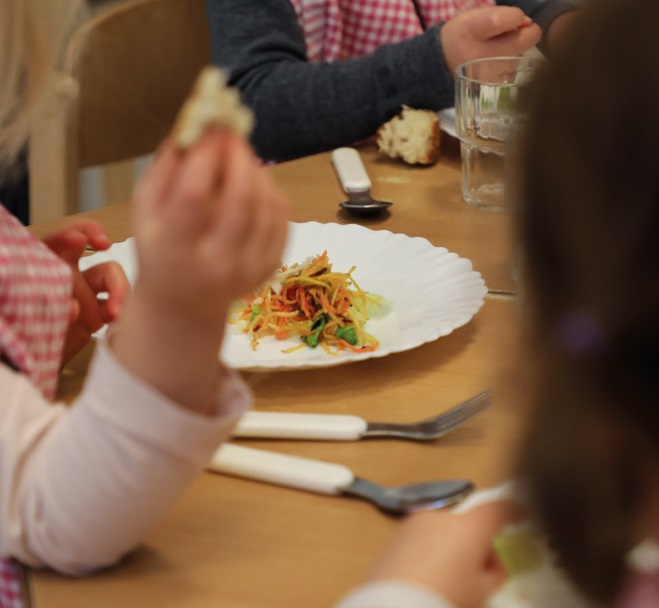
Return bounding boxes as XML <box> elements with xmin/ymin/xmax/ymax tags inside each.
<box><xmin>42</xmin><ymin>220</ymin><xmax>129</xmax><ymax>363</ymax></box>
<box><xmin>132</xmin><ymin>130</ymin><xmax>289</xmax><ymax>328</ymax></box>
<box><xmin>110</xmin><ymin>130</ymin><xmax>288</xmax><ymax>414</ymax></box>
<box><xmin>441</xmin><ymin>7</ymin><xmax>542</xmax><ymax>77</ymax></box>
<box><xmin>365</xmin><ymin>501</ymin><xmax>520</xmax><ymax>608</ymax></box>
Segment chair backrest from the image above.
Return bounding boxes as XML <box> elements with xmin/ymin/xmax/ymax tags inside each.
<box><xmin>29</xmin><ymin>0</ymin><xmax>211</xmax><ymax>223</ymax></box>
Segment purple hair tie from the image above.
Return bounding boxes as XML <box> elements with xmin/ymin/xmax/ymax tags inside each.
<box><xmin>556</xmin><ymin>312</ymin><xmax>605</xmax><ymax>356</ymax></box>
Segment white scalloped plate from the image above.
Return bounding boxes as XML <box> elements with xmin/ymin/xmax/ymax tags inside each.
<box><xmin>80</xmin><ymin>222</ymin><xmax>487</xmax><ymax>371</ymax></box>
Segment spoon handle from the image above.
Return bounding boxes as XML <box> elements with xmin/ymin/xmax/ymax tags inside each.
<box><xmin>332</xmin><ymin>147</ymin><xmax>371</xmax><ymax>192</ymax></box>
<box><xmin>233</xmin><ymin>411</ymin><xmax>367</xmax><ymax>440</ymax></box>
<box><xmin>208</xmin><ymin>444</ymin><xmax>355</xmax><ymax>495</ymax></box>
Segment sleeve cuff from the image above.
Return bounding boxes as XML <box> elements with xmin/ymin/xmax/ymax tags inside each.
<box><xmin>428</xmin><ymin>23</ymin><xmax>456</xmax><ymax>110</ymax></box>
<box><xmin>335</xmin><ymin>580</ymin><xmax>455</xmax><ymax>608</ymax></box>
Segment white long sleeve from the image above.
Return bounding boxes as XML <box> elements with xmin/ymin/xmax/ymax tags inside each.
<box><xmin>0</xmin><ymin>340</ymin><xmax>250</xmax><ymax>575</ymax></box>
<box><xmin>335</xmin><ymin>580</ymin><xmax>455</xmax><ymax>608</ymax></box>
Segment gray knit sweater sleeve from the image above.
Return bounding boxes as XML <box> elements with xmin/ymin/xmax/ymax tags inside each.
<box><xmin>204</xmin><ymin>0</ymin><xmax>575</xmax><ymax>161</ymax></box>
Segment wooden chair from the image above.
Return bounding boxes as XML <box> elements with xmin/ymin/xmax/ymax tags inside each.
<box><xmin>29</xmin><ymin>0</ymin><xmax>211</xmax><ymax>223</ymax></box>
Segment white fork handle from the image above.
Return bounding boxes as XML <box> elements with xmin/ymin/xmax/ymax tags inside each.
<box><xmin>232</xmin><ymin>411</ymin><xmax>367</xmax><ymax>440</ymax></box>
<box><xmin>331</xmin><ymin>147</ymin><xmax>371</xmax><ymax>192</ymax></box>
<box><xmin>208</xmin><ymin>444</ymin><xmax>355</xmax><ymax>495</ymax></box>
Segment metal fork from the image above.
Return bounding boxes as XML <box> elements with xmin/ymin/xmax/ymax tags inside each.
<box><xmin>232</xmin><ymin>390</ymin><xmax>491</xmax><ymax>442</ymax></box>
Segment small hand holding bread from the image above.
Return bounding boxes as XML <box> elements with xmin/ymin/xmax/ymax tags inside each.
<box><xmin>376</xmin><ymin>106</ymin><xmax>441</xmax><ymax>166</ymax></box>
<box><xmin>133</xmin><ymin>65</ymin><xmax>288</xmax><ymax>317</ymax></box>
<box><xmin>115</xmin><ymin>66</ymin><xmax>288</xmax><ymax>414</ymax></box>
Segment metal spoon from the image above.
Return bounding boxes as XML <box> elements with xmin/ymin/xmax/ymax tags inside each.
<box><xmin>331</xmin><ymin>147</ymin><xmax>392</xmax><ymax>214</ymax></box>
<box><xmin>209</xmin><ymin>444</ymin><xmax>472</xmax><ymax>515</ymax></box>
<box><xmin>345</xmin><ymin>477</ymin><xmax>473</xmax><ymax>514</ymax></box>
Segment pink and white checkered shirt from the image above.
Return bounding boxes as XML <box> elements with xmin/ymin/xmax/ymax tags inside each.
<box><xmin>289</xmin><ymin>0</ymin><xmax>494</xmax><ymax>62</ymax></box>
<box><xmin>0</xmin><ymin>205</ymin><xmax>72</xmax><ymax>608</ymax></box>
<box><xmin>0</xmin><ymin>564</ymin><xmax>20</xmax><ymax>608</ymax></box>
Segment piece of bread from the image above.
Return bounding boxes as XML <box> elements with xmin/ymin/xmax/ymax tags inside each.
<box><xmin>172</xmin><ymin>66</ymin><xmax>254</xmax><ymax>149</ymax></box>
<box><xmin>376</xmin><ymin>105</ymin><xmax>440</xmax><ymax>165</ymax></box>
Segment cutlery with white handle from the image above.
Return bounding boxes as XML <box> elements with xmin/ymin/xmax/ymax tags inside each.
<box><xmin>332</xmin><ymin>147</ymin><xmax>392</xmax><ymax>214</ymax></box>
<box><xmin>208</xmin><ymin>444</ymin><xmax>472</xmax><ymax>515</ymax></box>
<box><xmin>232</xmin><ymin>390</ymin><xmax>491</xmax><ymax>441</ymax></box>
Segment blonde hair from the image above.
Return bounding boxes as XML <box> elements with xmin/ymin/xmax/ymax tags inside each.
<box><xmin>0</xmin><ymin>0</ymin><xmax>80</xmax><ymax>169</ymax></box>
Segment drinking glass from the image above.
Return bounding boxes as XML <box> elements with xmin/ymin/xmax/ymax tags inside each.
<box><xmin>455</xmin><ymin>56</ymin><xmax>540</xmax><ymax>210</ymax></box>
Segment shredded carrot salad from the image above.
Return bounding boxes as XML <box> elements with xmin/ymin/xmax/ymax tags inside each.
<box><xmin>230</xmin><ymin>251</ymin><xmax>380</xmax><ymax>355</ymax></box>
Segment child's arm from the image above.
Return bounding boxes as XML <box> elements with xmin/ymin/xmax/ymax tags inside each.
<box><xmin>205</xmin><ymin>1</ymin><xmax>551</xmax><ymax>161</ymax></box>
<box><xmin>0</xmin><ymin>344</ymin><xmax>248</xmax><ymax>574</ymax></box>
<box><xmin>0</xmin><ymin>129</ymin><xmax>289</xmax><ymax>574</ymax></box>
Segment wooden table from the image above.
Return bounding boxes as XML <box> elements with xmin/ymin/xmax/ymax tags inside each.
<box><xmin>27</xmin><ymin>147</ymin><xmax>524</xmax><ymax>608</ymax></box>
<box><xmin>30</xmin><ymin>146</ymin><xmax>517</xmax><ymax>295</ymax></box>
<box><xmin>271</xmin><ymin>147</ymin><xmax>516</xmax><ymax>295</ymax></box>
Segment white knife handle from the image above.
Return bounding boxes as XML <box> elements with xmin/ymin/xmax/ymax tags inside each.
<box><xmin>233</xmin><ymin>411</ymin><xmax>367</xmax><ymax>440</ymax></box>
<box><xmin>208</xmin><ymin>444</ymin><xmax>355</xmax><ymax>495</ymax></box>
<box><xmin>331</xmin><ymin>147</ymin><xmax>371</xmax><ymax>192</ymax></box>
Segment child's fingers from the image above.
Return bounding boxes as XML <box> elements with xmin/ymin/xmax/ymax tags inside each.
<box><xmin>163</xmin><ymin>130</ymin><xmax>229</xmax><ymax>238</ymax></box>
<box><xmin>43</xmin><ymin>219</ymin><xmax>110</xmax><ymax>268</ymax></box>
<box><xmin>80</xmin><ymin>262</ymin><xmax>130</xmax><ymax>322</ymax></box>
<box><xmin>70</xmin><ymin>272</ymin><xmax>105</xmax><ymax>332</ymax></box>
<box><xmin>61</xmin><ymin>324</ymin><xmax>93</xmax><ymax>365</ymax></box>
<box><xmin>59</xmin><ymin>219</ymin><xmax>111</xmax><ymax>251</ymax></box>
<box><xmin>485</xmin><ymin>23</ymin><xmax>541</xmax><ymax>55</ymax></box>
<box><xmin>97</xmin><ymin>300</ymin><xmax>120</xmax><ymax>325</ymax></box>
<box><xmin>209</xmin><ymin>135</ymin><xmax>257</xmax><ymax>254</ymax></box>
<box><xmin>68</xmin><ymin>299</ymin><xmax>81</xmax><ymax>325</ymax></box>
<box><xmin>79</xmin><ymin>222</ymin><xmax>111</xmax><ymax>251</ymax></box>
<box><xmin>467</xmin><ymin>7</ymin><xmax>531</xmax><ymax>41</ymax></box>
<box><xmin>42</xmin><ymin>230</ymin><xmax>88</xmax><ymax>264</ymax></box>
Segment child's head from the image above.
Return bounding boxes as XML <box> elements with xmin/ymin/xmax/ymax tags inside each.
<box><xmin>517</xmin><ymin>0</ymin><xmax>659</xmax><ymax>602</ymax></box>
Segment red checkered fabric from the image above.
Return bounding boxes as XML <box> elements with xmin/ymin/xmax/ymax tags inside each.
<box><xmin>0</xmin><ymin>562</ymin><xmax>21</xmax><ymax>608</ymax></box>
<box><xmin>289</xmin><ymin>0</ymin><xmax>494</xmax><ymax>62</ymax></box>
<box><xmin>1</xmin><ymin>205</ymin><xmax>72</xmax><ymax>608</ymax></box>
<box><xmin>0</xmin><ymin>206</ymin><xmax>71</xmax><ymax>400</ymax></box>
